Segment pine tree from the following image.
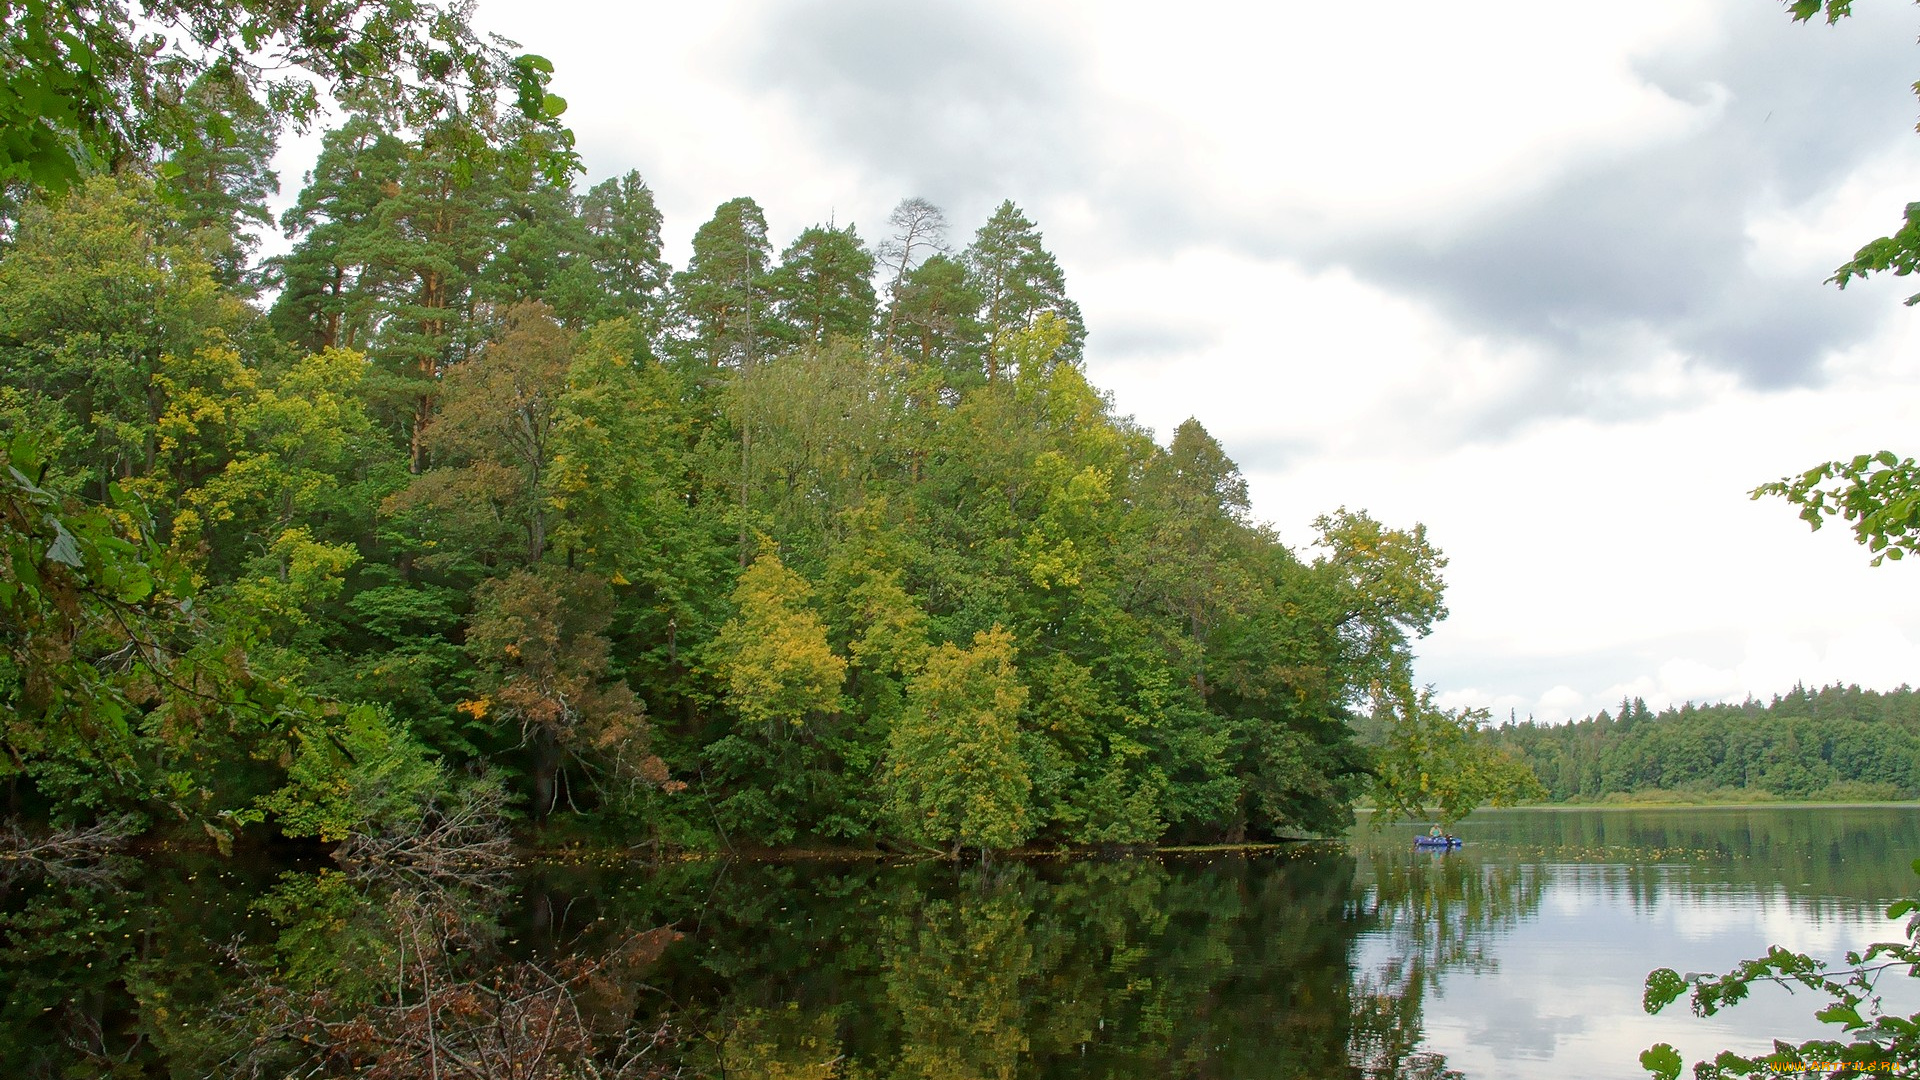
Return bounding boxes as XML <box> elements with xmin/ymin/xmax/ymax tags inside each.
<box><xmin>479</xmin><ymin>125</ymin><xmax>583</xmax><ymax>309</ymax></box>
<box><xmin>373</xmin><ymin>120</ymin><xmax>505</xmax><ymax>472</ymax></box>
<box><xmin>670</xmin><ymin>197</ymin><xmax>774</xmax><ymax>374</ymax></box>
<box><xmin>963</xmin><ymin>200</ymin><xmax>1086</xmax><ymax>378</ymax></box>
<box><xmin>269</xmin><ymin>113</ymin><xmax>408</xmax><ymax>353</ymax></box>
<box><xmin>887</xmin><ymin>252</ymin><xmax>985</xmax><ymax>385</ymax></box>
<box><xmin>156</xmin><ymin>71</ymin><xmax>279</xmax><ymax>288</ymax></box>
<box><xmin>549</xmin><ymin>170</ymin><xmax>670</xmax><ymax>331</ymax></box>
<box><xmin>768</xmin><ymin>223</ymin><xmax>877</xmax><ymax>349</ymax></box>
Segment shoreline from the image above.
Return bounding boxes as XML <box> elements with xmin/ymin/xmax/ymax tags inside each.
<box><xmin>65</xmin><ymin>803</ymin><xmax>1920</xmax><ymax>866</ymax></box>
<box><xmin>1356</xmin><ymin>799</ymin><xmax>1920</xmax><ymax>814</ymax></box>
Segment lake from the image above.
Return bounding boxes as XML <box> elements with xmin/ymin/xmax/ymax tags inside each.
<box><xmin>3</xmin><ymin>805</ymin><xmax>1915</xmax><ymax>1077</ymax></box>
<box><xmin>1349</xmin><ymin>806</ymin><xmax>1920</xmax><ymax>1079</ymax></box>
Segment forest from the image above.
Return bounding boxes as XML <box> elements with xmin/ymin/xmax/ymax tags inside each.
<box><xmin>1488</xmin><ymin>683</ymin><xmax>1920</xmax><ymax>803</ymax></box>
<box><xmin>0</xmin><ymin>52</ymin><xmax>1486</xmax><ymax>856</ymax></box>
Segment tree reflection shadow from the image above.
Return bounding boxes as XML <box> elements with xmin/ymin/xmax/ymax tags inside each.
<box><xmin>656</xmin><ymin>850</ymin><xmax>1526</xmax><ymax>1078</ymax></box>
<box><xmin>1346</xmin><ymin>849</ymin><xmax>1547</xmax><ymax>1079</ymax></box>
<box><xmin>0</xmin><ymin>846</ymin><xmax>1559</xmax><ymax>1078</ymax></box>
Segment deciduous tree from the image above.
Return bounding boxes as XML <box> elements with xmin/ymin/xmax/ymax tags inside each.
<box><xmin>703</xmin><ymin>550</ymin><xmax>851</xmax><ymax>842</ymax></box>
<box><xmin>1366</xmin><ymin>687</ymin><xmax>1541</xmax><ymax>829</ymax></box>
<box><xmin>465</xmin><ymin>566</ymin><xmax>662</xmax><ymax>819</ymax></box>
<box><xmin>0</xmin><ymin>0</ymin><xmax>574</xmax><ymax>192</ymax></box>
<box><xmin>876</xmin><ymin>196</ymin><xmax>950</xmax><ymax>353</ymax></box>
<box><xmin>886</xmin><ymin>625</ymin><xmax>1030</xmax><ymax>856</ymax></box>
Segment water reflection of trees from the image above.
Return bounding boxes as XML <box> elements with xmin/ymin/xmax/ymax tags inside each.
<box><xmin>0</xmin><ymin>844</ymin><xmax>1574</xmax><ymax>1078</ymax></box>
<box><xmin>1462</xmin><ymin>806</ymin><xmax>1920</xmax><ymax>901</ymax></box>
<box><xmin>551</xmin><ymin>850</ymin><xmax>1495</xmax><ymax>1078</ymax></box>
<box><xmin>0</xmin><ymin>851</ymin><xmax>682</xmax><ymax>1078</ymax></box>
<box><xmin>1346</xmin><ymin>850</ymin><xmax>1547</xmax><ymax>1079</ymax></box>
<box><xmin>192</xmin><ymin>873</ymin><xmax>678</xmax><ymax>1078</ymax></box>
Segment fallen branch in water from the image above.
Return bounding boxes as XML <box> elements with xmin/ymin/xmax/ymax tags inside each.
<box><xmin>335</xmin><ymin>780</ymin><xmax>517</xmax><ymax>887</ymax></box>
<box><xmin>0</xmin><ymin>815</ymin><xmax>138</xmax><ymax>884</ymax></box>
<box><xmin>215</xmin><ymin>884</ymin><xmax>683</xmax><ymax>1079</ymax></box>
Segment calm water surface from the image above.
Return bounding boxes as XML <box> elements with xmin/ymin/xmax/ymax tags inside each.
<box><xmin>1350</xmin><ymin>806</ymin><xmax>1920</xmax><ymax>1079</ymax></box>
<box><xmin>3</xmin><ymin>805</ymin><xmax>1915</xmax><ymax>1077</ymax></box>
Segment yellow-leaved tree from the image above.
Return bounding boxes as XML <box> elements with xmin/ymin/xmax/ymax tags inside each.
<box><xmin>886</xmin><ymin>625</ymin><xmax>1031</xmax><ymax>857</ymax></box>
<box><xmin>705</xmin><ymin>549</ymin><xmax>853</xmax><ymax>843</ymax></box>
<box><xmin>711</xmin><ymin>550</ymin><xmax>848</xmax><ymax>737</ymax></box>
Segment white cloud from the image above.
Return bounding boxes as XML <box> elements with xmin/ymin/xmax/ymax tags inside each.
<box><xmin>1339</xmin><ymin>310</ymin><xmax>1920</xmax><ymax>720</ymax></box>
<box><xmin>1071</xmin><ymin>0</ymin><xmax>1727</xmax><ymax>232</ymax></box>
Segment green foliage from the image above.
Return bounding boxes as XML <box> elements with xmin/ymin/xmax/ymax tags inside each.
<box><xmin>703</xmin><ymin>551</ymin><xmax>855</xmax><ymax>842</ymax></box>
<box><xmin>671</xmin><ymin>196</ymin><xmax>776</xmax><ymax>373</ymax></box>
<box><xmin>769</xmin><ymin>222</ymin><xmax>878</xmax><ymax>348</ymax></box>
<box><xmin>887</xmin><ymin>251</ymin><xmax>986</xmax><ymax>383</ymax></box>
<box><xmin>711</xmin><ymin>550</ymin><xmax>847</xmax><ymax>734</ymax></box>
<box><xmin>1643</xmin><ymin>859</ymin><xmax>1920</xmax><ymax>1079</ymax></box>
<box><xmin>257</xmin><ymin>705</ymin><xmax>445</xmax><ymax>842</ymax></box>
<box><xmin>267</xmin><ymin>114</ymin><xmax>409</xmax><ymax>352</ymax></box>
<box><xmin>1</xmin><ymin>435</ymin><xmax>194</xmax><ymax>818</ymax></box>
<box><xmin>402</xmin><ymin>301</ymin><xmax>573</xmax><ymax>565</ymax></box>
<box><xmin>0</xmin><ymin>432</ymin><xmax>321</xmax><ymax>832</ymax></box>
<box><xmin>965</xmin><ymin>200</ymin><xmax>1086</xmax><ymax>376</ymax></box>
<box><xmin>0</xmin><ymin>0</ymin><xmax>576</xmax><ymax>193</ymax></box>
<box><xmin>1490</xmin><ymin>684</ymin><xmax>1920</xmax><ymax>803</ymax></box>
<box><xmin>1787</xmin><ymin>0</ymin><xmax>1854</xmax><ymax>22</ymax></box>
<box><xmin>1313</xmin><ymin>506</ymin><xmax>1449</xmax><ymax>691</ymax></box>
<box><xmin>0</xmin><ymin>111</ymin><xmax>1453</xmax><ymax>853</ymax></box>
<box><xmin>886</xmin><ymin>625</ymin><xmax>1032</xmax><ymax>854</ymax></box>
<box><xmin>552</xmin><ymin>171</ymin><xmax>670</xmax><ymax>330</ymax></box>
<box><xmin>156</xmin><ymin>70</ymin><xmax>281</xmax><ymax>287</ymax></box>
<box><xmin>1756</xmin><ymin>451</ymin><xmax>1920</xmax><ymax>566</ymax></box>
<box><xmin>0</xmin><ymin>175</ymin><xmax>246</xmax><ymax>499</ymax></box>
<box><xmin>1829</xmin><ymin>200</ymin><xmax>1920</xmax><ymax>306</ymax></box>
<box><xmin>466</xmin><ymin>566</ymin><xmax>662</xmax><ymax>818</ymax></box>
<box><xmin>1366</xmin><ymin>687</ymin><xmax>1543</xmax><ymax>829</ymax></box>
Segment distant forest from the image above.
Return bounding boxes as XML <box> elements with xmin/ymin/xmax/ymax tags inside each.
<box><xmin>1488</xmin><ymin>684</ymin><xmax>1920</xmax><ymax>803</ymax></box>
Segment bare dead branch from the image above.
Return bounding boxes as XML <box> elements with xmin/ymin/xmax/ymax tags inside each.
<box><xmin>0</xmin><ymin>814</ymin><xmax>139</xmax><ymax>885</ymax></box>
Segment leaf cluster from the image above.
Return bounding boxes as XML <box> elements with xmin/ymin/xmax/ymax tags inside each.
<box><xmin>0</xmin><ymin>0</ymin><xmax>578</xmax><ymax>192</ymax></box>
<box><xmin>1756</xmin><ymin>452</ymin><xmax>1920</xmax><ymax>566</ymax></box>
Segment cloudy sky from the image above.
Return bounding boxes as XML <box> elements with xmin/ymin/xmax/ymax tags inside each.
<box><xmin>284</xmin><ymin>0</ymin><xmax>1920</xmax><ymax>721</ymax></box>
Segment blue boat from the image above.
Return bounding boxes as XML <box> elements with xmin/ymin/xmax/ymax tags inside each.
<box><xmin>1414</xmin><ymin>835</ymin><xmax>1463</xmax><ymax>849</ymax></box>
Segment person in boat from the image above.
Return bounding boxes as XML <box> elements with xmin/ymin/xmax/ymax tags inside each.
<box><xmin>1428</xmin><ymin>824</ymin><xmax>1443</xmax><ymax>840</ymax></box>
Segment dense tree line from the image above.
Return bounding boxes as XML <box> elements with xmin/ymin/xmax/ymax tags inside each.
<box><xmin>1489</xmin><ymin>684</ymin><xmax>1920</xmax><ymax>802</ymax></box>
<box><xmin>0</xmin><ymin>80</ymin><xmax>1470</xmax><ymax>852</ymax></box>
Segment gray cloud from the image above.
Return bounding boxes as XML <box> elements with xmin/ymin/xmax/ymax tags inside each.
<box><xmin>1325</xmin><ymin>4</ymin><xmax>1915</xmax><ymax>393</ymax></box>
<box><xmin>1209</xmin><ymin>434</ymin><xmax>1319</xmax><ymax>476</ymax></box>
<box><xmin>740</xmin><ymin>0</ymin><xmax>1919</xmax><ymax>418</ymax></box>
<box><xmin>1094</xmin><ymin>318</ymin><xmax>1219</xmax><ymax>358</ymax></box>
<box><xmin>741</xmin><ymin>0</ymin><xmax>1092</xmax><ymax>224</ymax></box>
